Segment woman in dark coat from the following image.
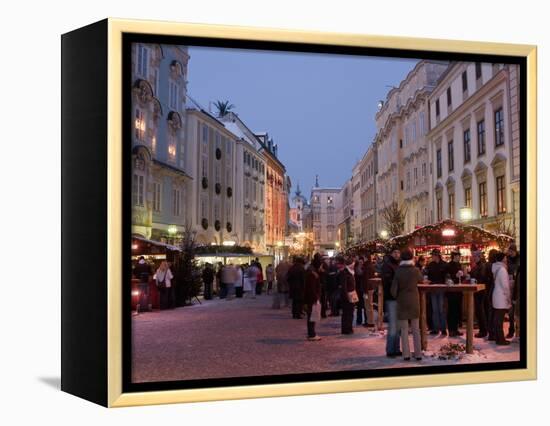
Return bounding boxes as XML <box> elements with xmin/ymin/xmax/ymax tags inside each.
<box><xmin>304</xmin><ymin>256</ymin><xmax>322</xmax><ymax>341</ymax></box>
<box><xmin>287</xmin><ymin>257</ymin><xmax>306</xmax><ymax>319</ymax></box>
<box><xmin>391</xmin><ymin>248</ymin><xmax>423</xmax><ymax>361</ymax></box>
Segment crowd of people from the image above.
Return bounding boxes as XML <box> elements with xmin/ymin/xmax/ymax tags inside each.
<box><xmin>133</xmin><ymin>242</ymin><xmax>520</xmax><ymax>361</ymax></box>
<box><xmin>200</xmin><ymin>258</ymin><xmax>275</xmax><ymax>301</ymax></box>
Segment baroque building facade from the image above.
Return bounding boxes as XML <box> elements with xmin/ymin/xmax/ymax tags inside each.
<box><xmin>311</xmin><ymin>179</ymin><xmax>340</xmax><ymax>253</ymax></box>
<box><xmin>131</xmin><ymin>43</ymin><xmax>192</xmax><ymax>241</ymax></box>
<box><xmin>374</xmin><ymin>60</ymin><xmax>448</xmax><ymax>237</ymax></box>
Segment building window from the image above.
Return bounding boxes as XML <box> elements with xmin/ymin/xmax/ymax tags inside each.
<box><xmin>419</xmin><ymin>111</ymin><xmax>426</xmax><ymax>135</ymax></box>
<box><xmin>172</xmin><ymin>188</ymin><xmax>181</xmax><ymax>216</ymax></box>
<box><xmin>475</xmin><ymin>62</ymin><xmax>482</xmax><ymax>80</ymax></box>
<box><xmin>152</xmin><ymin>68</ymin><xmax>160</xmax><ymax>96</ymax></box>
<box><xmin>136</xmin><ymin>45</ymin><xmax>149</xmax><ymax>78</ymax></box>
<box><xmin>422</xmin><ymin>163</ymin><xmax>427</xmax><ymax>182</ymax></box>
<box><xmin>463</xmin><ymin>129</ymin><xmax>471</xmax><ymax>163</ymax></box>
<box><xmin>436</xmin><ymin>195</ymin><xmax>443</xmax><ymax>221</ymax></box>
<box><xmin>464</xmin><ymin>187</ymin><xmax>472</xmax><ymax>208</ymax></box>
<box><xmin>448</xmin><ymin>192</ymin><xmax>455</xmax><ymax>219</ymax></box>
<box><xmin>436</xmin><ymin>148</ymin><xmax>442</xmax><ymax>178</ymax></box>
<box><xmin>133</xmin><ymin>174</ymin><xmax>144</xmax><ymax>207</ymax></box>
<box><xmin>477</xmin><ymin>119</ymin><xmax>486</xmax><ymax>155</ymax></box>
<box><xmin>200</xmin><ymin>196</ymin><xmax>208</xmax><ymax>219</ymax></box>
<box><xmin>496</xmin><ymin>175</ymin><xmax>506</xmax><ymax>214</ymax></box>
<box><xmin>494</xmin><ymin>108</ymin><xmax>505</xmax><ymax>146</ymax></box>
<box><xmin>446</xmin><ymin>87</ymin><xmax>452</xmax><ymax>107</ymax></box>
<box><xmin>134</xmin><ymin>109</ymin><xmax>145</xmax><ymax>140</ymax></box>
<box><xmin>479</xmin><ymin>182</ymin><xmax>488</xmax><ymax>217</ymax></box>
<box><xmin>435</xmin><ymin>99</ymin><xmax>440</xmax><ymax>118</ymax></box>
<box><xmin>414</xmin><ymin>167</ymin><xmax>418</xmax><ymax>187</ymax></box>
<box><xmin>168</xmin><ymin>132</ymin><xmax>177</xmax><ymax>164</ymax></box>
<box><xmin>462</xmin><ymin>71</ymin><xmax>468</xmax><ymax>93</ymax></box>
<box><xmin>406</xmin><ymin>171</ymin><xmax>411</xmax><ymax>191</ymax></box>
<box><xmin>152</xmin><ymin>182</ymin><xmax>161</xmax><ymax>212</ymax></box>
<box><xmin>448</xmin><ymin>140</ymin><xmax>454</xmax><ymax>172</ymax></box>
<box><xmin>168</xmin><ymin>80</ymin><xmax>179</xmax><ymax>110</ymax></box>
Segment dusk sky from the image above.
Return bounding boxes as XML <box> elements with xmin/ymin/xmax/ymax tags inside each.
<box><xmin>188</xmin><ymin>46</ymin><xmax>418</xmax><ymax>196</ymax></box>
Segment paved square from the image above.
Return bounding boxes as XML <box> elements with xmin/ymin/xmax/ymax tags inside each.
<box><xmin>131</xmin><ymin>295</ymin><xmax>520</xmax><ymax>383</ymax></box>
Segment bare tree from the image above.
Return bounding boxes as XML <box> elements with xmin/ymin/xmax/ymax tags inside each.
<box><xmin>381</xmin><ymin>201</ymin><xmax>408</xmax><ymax>238</ymax></box>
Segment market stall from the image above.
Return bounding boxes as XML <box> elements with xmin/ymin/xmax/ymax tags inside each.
<box><xmin>131</xmin><ymin>236</ymin><xmax>181</xmax><ymax>311</ymax></box>
<box><xmin>388</xmin><ymin>219</ymin><xmax>514</xmax><ymax>267</ymax></box>
<box><xmin>344</xmin><ymin>238</ymin><xmax>388</xmax><ymax>257</ymax></box>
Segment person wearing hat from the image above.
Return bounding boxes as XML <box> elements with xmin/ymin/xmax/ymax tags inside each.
<box><xmin>426</xmin><ymin>248</ymin><xmax>448</xmax><ymax>336</ymax></box>
<box><xmin>391</xmin><ymin>248</ymin><xmax>423</xmax><ymax>361</ymax></box>
<box><xmin>446</xmin><ymin>250</ymin><xmax>464</xmax><ymax>337</ymax></box>
<box><xmin>335</xmin><ymin>256</ymin><xmax>356</xmax><ymax>335</ymax></box>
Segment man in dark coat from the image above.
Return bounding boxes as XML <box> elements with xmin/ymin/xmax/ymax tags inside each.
<box><xmin>336</xmin><ymin>256</ymin><xmax>356</xmax><ymax>335</ymax></box>
<box><xmin>382</xmin><ymin>248</ymin><xmax>401</xmax><ymax>356</ymax></box>
<box><xmin>426</xmin><ymin>249</ymin><xmax>448</xmax><ymax>336</ymax></box>
<box><xmin>391</xmin><ymin>248</ymin><xmax>423</xmax><ymax>360</ymax></box>
<box><xmin>201</xmin><ymin>263</ymin><xmax>214</xmax><ymax>300</ymax></box>
<box><xmin>304</xmin><ymin>256</ymin><xmax>322</xmax><ymax>340</ymax></box>
<box><xmin>446</xmin><ymin>251</ymin><xmax>464</xmax><ymax>337</ymax></box>
<box><xmin>354</xmin><ymin>257</ymin><xmax>367</xmax><ymax>326</ymax></box>
<box><xmin>470</xmin><ymin>251</ymin><xmax>488</xmax><ymax>337</ymax></box>
<box><xmin>287</xmin><ymin>257</ymin><xmax>306</xmax><ymax>319</ymax></box>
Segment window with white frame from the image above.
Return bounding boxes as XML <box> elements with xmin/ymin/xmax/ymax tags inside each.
<box><xmin>172</xmin><ymin>187</ymin><xmax>181</xmax><ymax>216</ymax></box>
<box><xmin>136</xmin><ymin>45</ymin><xmax>149</xmax><ymax>78</ymax></box>
<box><xmin>214</xmin><ymin>200</ymin><xmax>220</xmax><ymax>221</ymax></box>
<box><xmin>168</xmin><ymin>80</ymin><xmax>179</xmax><ymax>110</ymax></box>
<box><xmin>200</xmin><ymin>196</ymin><xmax>208</xmax><ymax>220</ymax></box>
<box><xmin>134</xmin><ymin>108</ymin><xmax>146</xmax><ymax>140</ymax></box>
<box><xmin>152</xmin><ymin>181</ymin><xmax>161</xmax><ymax>212</ymax></box>
<box><xmin>133</xmin><ymin>174</ymin><xmax>145</xmax><ymax>207</ymax></box>
<box><xmin>152</xmin><ymin>68</ymin><xmax>160</xmax><ymax>96</ymax></box>
<box><xmin>419</xmin><ymin>111</ymin><xmax>425</xmax><ymax>135</ymax></box>
<box><xmin>201</xmin><ymin>124</ymin><xmax>209</xmax><ymax>178</ymax></box>
<box><xmin>168</xmin><ymin>131</ymin><xmax>177</xmax><ymax>163</ymax></box>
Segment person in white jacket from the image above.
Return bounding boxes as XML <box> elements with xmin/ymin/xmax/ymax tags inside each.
<box><xmin>491</xmin><ymin>252</ymin><xmax>512</xmax><ymax>345</ymax></box>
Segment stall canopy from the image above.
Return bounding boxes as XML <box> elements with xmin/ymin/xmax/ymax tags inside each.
<box><xmin>131</xmin><ymin>236</ymin><xmax>181</xmax><ymax>256</ymax></box>
<box><xmin>388</xmin><ymin>219</ymin><xmax>514</xmax><ymax>249</ymax></box>
<box><xmin>344</xmin><ymin>238</ymin><xmax>388</xmax><ymax>256</ymax></box>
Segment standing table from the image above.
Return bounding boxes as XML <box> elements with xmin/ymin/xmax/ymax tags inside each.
<box><xmin>418</xmin><ymin>283</ymin><xmax>485</xmax><ymax>354</ymax></box>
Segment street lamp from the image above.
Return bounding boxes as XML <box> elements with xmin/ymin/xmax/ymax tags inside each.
<box><xmin>167</xmin><ymin>225</ymin><xmax>178</xmax><ymax>235</ymax></box>
<box><xmin>459</xmin><ymin>206</ymin><xmax>473</xmax><ymax>222</ymax></box>
<box><xmin>380</xmin><ymin>229</ymin><xmax>389</xmax><ymax>239</ymax></box>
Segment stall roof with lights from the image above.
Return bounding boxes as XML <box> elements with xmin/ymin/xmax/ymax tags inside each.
<box><xmin>388</xmin><ymin>219</ymin><xmax>514</xmax><ymax>249</ymax></box>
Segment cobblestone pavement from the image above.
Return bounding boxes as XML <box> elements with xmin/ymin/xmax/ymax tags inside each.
<box><xmin>131</xmin><ymin>295</ymin><xmax>520</xmax><ymax>383</ymax></box>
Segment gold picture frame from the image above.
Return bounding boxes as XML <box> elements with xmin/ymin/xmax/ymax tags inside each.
<box><xmin>62</xmin><ymin>17</ymin><xmax>537</xmax><ymax>407</ymax></box>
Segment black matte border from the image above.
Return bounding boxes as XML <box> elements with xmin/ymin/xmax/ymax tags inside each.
<box><xmin>122</xmin><ymin>32</ymin><xmax>528</xmax><ymax>394</ymax></box>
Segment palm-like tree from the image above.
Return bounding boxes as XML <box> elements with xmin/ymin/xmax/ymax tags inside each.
<box><xmin>213</xmin><ymin>100</ymin><xmax>235</xmax><ymax>117</ymax></box>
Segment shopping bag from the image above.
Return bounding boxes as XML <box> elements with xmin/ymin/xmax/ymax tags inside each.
<box><xmin>311</xmin><ymin>302</ymin><xmax>322</xmax><ymax>322</ymax></box>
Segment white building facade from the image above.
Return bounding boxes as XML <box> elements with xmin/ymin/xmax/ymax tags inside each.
<box><xmin>428</xmin><ymin>62</ymin><xmax>520</xmax><ymax>238</ymax></box>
